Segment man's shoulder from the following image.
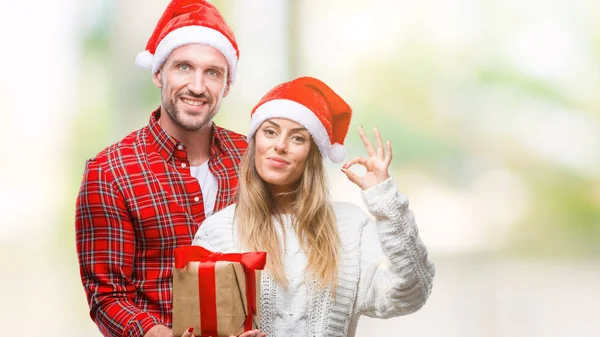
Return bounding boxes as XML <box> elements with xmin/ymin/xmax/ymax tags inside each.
<box><xmin>214</xmin><ymin>125</ymin><xmax>246</xmax><ymax>140</ymax></box>
<box><xmin>214</xmin><ymin>125</ymin><xmax>248</xmax><ymax>151</ymax></box>
<box><xmin>85</xmin><ymin>126</ymin><xmax>148</xmax><ymax>174</ymax></box>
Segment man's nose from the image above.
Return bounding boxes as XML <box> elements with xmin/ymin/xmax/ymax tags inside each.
<box><xmin>188</xmin><ymin>71</ymin><xmax>207</xmax><ymax>95</ymax></box>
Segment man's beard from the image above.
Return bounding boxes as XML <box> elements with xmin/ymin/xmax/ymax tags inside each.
<box><xmin>163</xmin><ymin>91</ymin><xmax>219</xmax><ymax>132</ymax></box>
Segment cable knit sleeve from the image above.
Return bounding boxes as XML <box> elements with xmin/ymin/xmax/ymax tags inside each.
<box><xmin>356</xmin><ymin>177</ymin><xmax>435</xmax><ymax>318</ymax></box>
<box><xmin>191</xmin><ymin>205</ymin><xmax>237</xmax><ymax>253</ymax></box>
<box><xmin>191</xmin><ymin>226</ymin><xmax>218</xmax><ymax>251</ymax></box>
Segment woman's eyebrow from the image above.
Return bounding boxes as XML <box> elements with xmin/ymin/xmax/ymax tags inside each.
<box><xmin>265</xmin><ymin>120</ymin><xmax>307</xmax><ymax>132</ymax></box>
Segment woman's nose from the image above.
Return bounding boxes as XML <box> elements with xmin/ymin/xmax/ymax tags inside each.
<box><xmin>274</xmin><ymin>137</ymin><xmax>288</xmax><ymax>153</ymax></box>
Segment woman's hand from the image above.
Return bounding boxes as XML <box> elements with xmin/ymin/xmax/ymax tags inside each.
<box><xmin>180</xmin><ymin>327</ymin><xmax>266</xmax><ymax>337</ymax></box>
<box><xmin>181</xmin><ymin>327</ymin><xmax>194</xmax><ymax>337</ymax></box>
<box><xmin>341</xmin><ymin>126</ymin><xmax>392</xmax><ymax>190</ymax></box>
<box><xmin>234</xmin><ymin>329</ymin><xmax>267</xmax><ymax>337</ymax></box>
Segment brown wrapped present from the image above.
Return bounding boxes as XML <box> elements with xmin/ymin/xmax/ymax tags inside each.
<box><xmin>172</xmin><ymin>246</ymin><xmax>266</xmax><ymax>337</ymax></box>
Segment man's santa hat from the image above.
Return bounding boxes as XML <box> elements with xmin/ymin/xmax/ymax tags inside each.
<box><xmin>248</xmin><ymin>77</ymin><xmax>352</xmax><ymax>163</ymax></box>
<box><xmin>135</xmin><ymin>0</ymin><xmax>239</xmax><ymax>84</ymax></box>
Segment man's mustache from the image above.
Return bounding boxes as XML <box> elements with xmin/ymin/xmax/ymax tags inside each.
<box><xmin>178</xmin><ymin>92</ymin><xmax>212</xmax><ymax>104</ymax></box>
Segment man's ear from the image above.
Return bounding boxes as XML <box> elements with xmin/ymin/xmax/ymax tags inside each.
<box><xmin>223</xmin><ymin>82</ymin><xmax>231</xmax><ymax>98</ymax></box>
<box><xmin>152</xmin><ymin>71</ymin><xmax>163</xmax><ymax>88</ymax></box>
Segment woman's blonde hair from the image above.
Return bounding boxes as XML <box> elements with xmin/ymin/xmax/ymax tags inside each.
<box><xmin>235</xmin><ymin>138</ymin><xmax>340</xmax><ymax>290</ymax></box>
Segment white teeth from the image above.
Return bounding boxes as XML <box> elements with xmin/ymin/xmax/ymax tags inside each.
<box><xmin>182</xmin><ymin>98</ymin><xmax>205</xmax><ymax>106</ymax></box>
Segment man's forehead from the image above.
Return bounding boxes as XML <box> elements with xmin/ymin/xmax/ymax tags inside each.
<box><xmin>166</xmin><ymin>44</ymin><xmax>227</xmax><ymax>65</ymax></box>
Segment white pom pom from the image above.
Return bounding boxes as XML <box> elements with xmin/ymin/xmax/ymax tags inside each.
<box><xmin>135</xmin><ymin>50</ymin><xmax>154</xmax><ymax>69</ymax></box>
<box><xmin>328</xmin><ymin>143</ymin><xmax>346</xmax><ymax>163</ymax></box>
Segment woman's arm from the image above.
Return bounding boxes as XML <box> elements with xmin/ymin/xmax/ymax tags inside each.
<box><xmin>356</xmin><ymin>177</ymin><xmax>435</xmax><ymax>318</ymax></box>
<box><xmin>341</xmin><ymin>126</ymin><xmax>434</xmax><ymax>318</ymax></box>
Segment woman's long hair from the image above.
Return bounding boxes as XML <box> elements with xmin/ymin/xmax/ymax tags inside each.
<box><xmin>235</xmin><ymin>138</ymin><xmax>340</xmax><ymax>290</ymax></box>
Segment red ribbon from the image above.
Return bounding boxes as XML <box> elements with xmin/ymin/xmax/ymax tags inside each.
<box><xmin>174</xmin><ymin>246</ymin><xmax>266</xmax><ymax>336</ymax></box>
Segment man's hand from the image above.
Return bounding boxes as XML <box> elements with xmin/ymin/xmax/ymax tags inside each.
<box><xmin>143</xmin><ymin>325</ymin><xmax>172</xmax><ymax>337</ymax></box>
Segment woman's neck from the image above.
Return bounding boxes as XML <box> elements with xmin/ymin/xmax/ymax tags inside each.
<box><xmin>270</xmin><ymin>193</ymin><xmax>296</xmax><ymax>215</ymax></box>
<box><xmin>274</xmin><ymin>196</ymin><xmax>293</xmax><ymax>214</ymax></box>
<box><xmin>268</xmin><ymin>184</ymin><xmax>297</xmax><ymax>214</ymax></box>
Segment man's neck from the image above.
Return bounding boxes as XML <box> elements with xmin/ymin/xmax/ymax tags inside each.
<box><xmin>158</xmin><ymin>110</ymin><xmax>213</xmax><ymax>166</ymax></box>
<box><xmin>180</xmin><ymin>127</ymin><xmax>212</xmax><ymax>166</ymax></box>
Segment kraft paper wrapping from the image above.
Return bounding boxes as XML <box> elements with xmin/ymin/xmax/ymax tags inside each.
<box><xmin>172</xmin><ymin>261</ymin><xmax>261</xmax><ymax>337</ymax></box>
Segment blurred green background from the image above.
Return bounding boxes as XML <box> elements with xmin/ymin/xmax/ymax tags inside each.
<box><xmin>1</xmin><ymin>0</ymin><xmax>598</xmax><ymax>336</ymax></box>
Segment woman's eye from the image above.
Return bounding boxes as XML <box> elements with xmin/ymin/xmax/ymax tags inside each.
<box><xmin>264</xmin><ymin>129</ymin><xmax>276</xmax><ymax>136</ymax></box>
<box><xmin>292</xmin><ymin>136</ymin><xmax>306</xmax><ymax>143</ymax></box>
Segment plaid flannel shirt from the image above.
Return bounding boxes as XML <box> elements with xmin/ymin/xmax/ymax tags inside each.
<box><xmin>75</xmin><ymin>109</ymin><xmax>247</xmax><ymax>337</ymax></box>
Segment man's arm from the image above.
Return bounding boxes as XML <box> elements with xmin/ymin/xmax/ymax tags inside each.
<box><xmin>75</xmin><ymin>159</ymin><xmax>162</xmax><ymax>337</ymax></box>
<box><xmin>144</xmin><ymin>325</ymin><xmax>173</xmax><ymax>337</ymax></box>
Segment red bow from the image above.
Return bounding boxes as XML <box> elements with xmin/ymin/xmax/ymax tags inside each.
<box><xmin>174</xmin><ymin>246</ymin><xmax>266</xmax><ymax>270</ymax></box>
<box><xmin>174</xmin><ymin>246</ymin><xmax>266</xmax><ymax>335</ymax></box>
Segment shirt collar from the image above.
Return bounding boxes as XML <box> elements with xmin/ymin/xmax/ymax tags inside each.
<box><xmin>147</xmin><ymin>108</ymin><xmax>225</xmax><ymax>161</ymax></box>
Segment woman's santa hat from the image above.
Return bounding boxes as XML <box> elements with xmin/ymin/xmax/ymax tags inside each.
<box><xmin>248</xmin><ymin>77</ymin><xmax>352</xmax><ymax>163</ymax></box>
<box><xmin>135</xmin><ymin>0</ymin><xmax>239</xmax><ymax>84</ymax></box>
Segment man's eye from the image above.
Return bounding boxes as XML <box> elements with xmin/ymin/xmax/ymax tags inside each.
<box><xmin>207</xmin><ymin>70</ymin><xmax>218</xmax><ymax>77</ymax></box>
<box><xmin>178</xmin><ymin>64</ymin><xmax>190</xmax><ymax>71</ymax></box>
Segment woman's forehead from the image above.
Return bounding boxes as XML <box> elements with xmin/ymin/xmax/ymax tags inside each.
<box><xmin>263</xmin><ymin>118</ymin><xmax>307</xmax><ymax>131</ymax></box>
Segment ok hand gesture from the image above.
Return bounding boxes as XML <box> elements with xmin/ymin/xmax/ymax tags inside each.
<box><xmin>341</xmin><ymin>126</ymin><xmax>392</xmax><ymax>190</ymax></box>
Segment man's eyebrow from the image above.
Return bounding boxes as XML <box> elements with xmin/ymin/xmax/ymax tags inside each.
<box><xmin>208</xmin><ymin>64</ymin><xmax>227</xmax><ymax>73</ymax></box>
<box><xmin>167</xmin><ymin>60</ymin><xmax>226</xmax><ymax>73</ymax></box>
<box><xmin>168</xmin><ymin>58</ymin><xmax>188</xmax><ymax>65</ymax></box>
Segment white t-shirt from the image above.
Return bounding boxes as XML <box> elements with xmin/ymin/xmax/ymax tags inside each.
<box><xmin>189</xmin><ymin>161</ymin><xmax>218</xmax><ymax>217</ymax></box>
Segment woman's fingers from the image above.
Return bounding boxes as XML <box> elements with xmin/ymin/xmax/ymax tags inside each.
<box><xmin>385</xmin><ymin>140</ymin><xmax>393</xmax><ymax>165</ymax></box>
<box><xmin>341</xmin><ymin>167</ymin><xmax>363</xmax><ymax>187</ymax></box>
<box><xmin>358</xmin><ymin>126</ymin><xmax>376</xmax><ymax>157</ymax></box>
<box><xmin>343</xmin><ymin>156</ymin><xmax>368</xmax><ymax>169</ymax></box>
<box><xmin>235</xmin><ymin>329</ymin><xmax>264</xmax><ymax>337</ymax></box>
<box><xmin>182</xmin><ymin>327</ymin><xmax>195</xmax><ymax>337</ymax></box>
<box><xmin>373</xmin><ymin>127</ymin><xmax>385</xmax><ymax>159</ymax></box>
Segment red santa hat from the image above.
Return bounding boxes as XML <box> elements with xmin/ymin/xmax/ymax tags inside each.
<box><xmin>135</xmin><ymin>0</ymin><xmax>239</xmax><ymax>84</ymax></box>
<box><xmin>248</xmin><ymin>77</ymin><xmax>352</xmax><ymax>163</ymax></box>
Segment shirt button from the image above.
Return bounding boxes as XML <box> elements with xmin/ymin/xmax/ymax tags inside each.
<box><xmin>194</xmin><ymin>196</ymin><xmax>200</xmax><ymax>202</ymax></box>
<box><xmin>177</xmin><ymin>144</ymin><xmax>183</xmax><ymax>150</ymax></box>
<box><xmin>181</xmin><ymin>163</ymin><xmax>187</xmax><ymax>168</ymax></box>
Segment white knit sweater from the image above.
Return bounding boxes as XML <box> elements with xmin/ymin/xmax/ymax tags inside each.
<box><xmin>192</xmin><ymin>177</ymin><xmax>435</xmax><ymax>337</ymax></box>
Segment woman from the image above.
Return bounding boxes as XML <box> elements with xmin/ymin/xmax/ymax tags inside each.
<box><xmin>189</xmin><ymin>76</ymin><xmax>435</xmax><ymax>337</ymax></box>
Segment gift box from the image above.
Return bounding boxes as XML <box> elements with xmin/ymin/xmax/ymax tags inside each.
<box><xmin>172</xmin><ymin>246</ymin><xmax>266</xmax><ymax>337</ymax></box>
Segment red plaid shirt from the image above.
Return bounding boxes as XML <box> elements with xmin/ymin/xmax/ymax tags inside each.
<box><xmin>75</xmin><ymin>109</ymin><xmax>247</xmax><ymax>337</ymax></box>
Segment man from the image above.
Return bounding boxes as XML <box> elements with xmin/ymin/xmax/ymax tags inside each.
<box><xmin>75</xmin><ymin>1</ymin><xmax>247</xmax><ymax>336</ymax></box>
